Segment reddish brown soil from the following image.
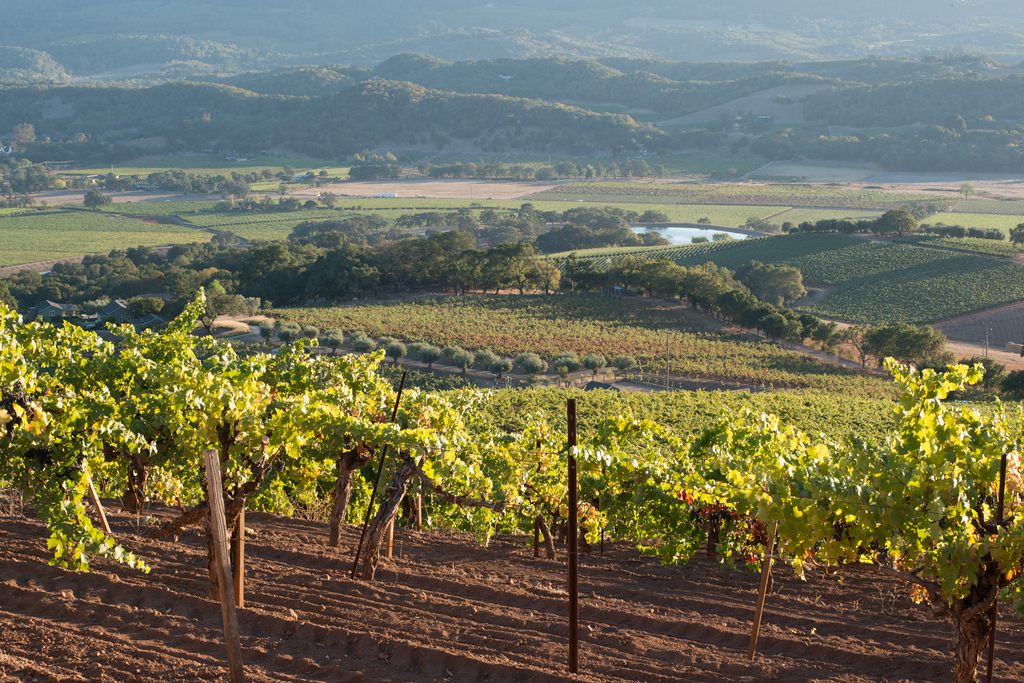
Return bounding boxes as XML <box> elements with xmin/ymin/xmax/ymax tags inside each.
<box><xmin>2</xmin><ymin>501</ymin><xmax>1023</xmax><ymax>683</ymax></box>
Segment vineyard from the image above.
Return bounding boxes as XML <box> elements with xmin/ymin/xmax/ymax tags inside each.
<box><xmin>928</xmin><ymin>212</ymin><xmax>1023</xmax><ymax>236</ymax></box>
<box><xmin>3</xmin><ymin>297</ymin><xmax>1024</xmax><ymax>683</ymax></box>
<box><xmin>0</xmin><ymin>208</ymin><xmax>210</xmax><ymax>267</ymax></box>
<box><xmin>103</xmin><ymin>201</ymin><xmax>221</xmax><ymax>216</ymax></box>
<box><xmin>270</xmin><ymin>295</ymin><xmax>892</xmax><ymax>396</ymax></box>
<box><xmin>530</xmin><ymin>182</ymin><xmax>945</xmax><ymax>209</ymax></box>
<box><xmin>184</xmin><ymin>211</ymin><xmax>343</xmax><ymax>241</ymax></box>
<box><xmin>672</xmin><ymin>233</ymin><xmax>1024</xmax><ymax>324</ymax></box>
<box><xmin>893</xmin><ymin>234</ymin><xmax>1020</xmax><ymax>258</ymax></box>
<box><xmin>767</xmin><ymin>207</ymin><xmax>884</xmax><ymax>224</ymax></box>
<box><xmin>542</xmin><ymin>239</ymin><xmax>760</xmax><ymax>267</ymax></box>
<box><xmin>951</xmin><ymin>198</ymin><xmax>1024</xmax><ymax>215</ymax></box>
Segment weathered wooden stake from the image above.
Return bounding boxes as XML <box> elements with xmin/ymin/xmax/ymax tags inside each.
<box><xmin>384</xmin><ymin>518</ymin><xmax>394</xmax><ymax>559</ymax></box>
<box><xmin>567</xmin><ymin>399</ymin><xmax>579</xmax><ymax>674</ymax></box>
<box><xmin>414</xmin><ymin>494</ymin><xmax>422</xmax><ymax>531</ymax></box>
<box><xmin>351</xmin><ymin>371</ymin><xmax>407</xmax><ymax>579</ymax></box>
<box><xmin>533</xmin><ymin>519</ymin><xmax>540</xmax><ymax>558</ymax></box>
<box><xmin>747</xmin><ymin>520</ymin><xmax>779</xmax><ymax>661</ymax></box>
<box><xmin>203</xmin><ymin>449</ymin><xmax>245</xmax><ymax>683</ymax></box>
<box><xmin>985</xmin><ymin>449</ymin><xmax>1009</xmax><ymax>683</ymax></box>
<box><xmin>85</xmin><ymin>473</ymin><xmax>112</xmax><ymax>536</ymax></box>
<box><xmin>233</xmin><ymin>507</ymin><xmax>245</xmax><ymax>609</ymax></box>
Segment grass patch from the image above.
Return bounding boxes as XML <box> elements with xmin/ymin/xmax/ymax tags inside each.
<box><xmin>0</xmin><ymin>209</ymin><xmax>210</xmax><ymax>267</ymax></box>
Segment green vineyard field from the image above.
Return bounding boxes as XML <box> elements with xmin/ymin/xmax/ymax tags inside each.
<box><xmin>951</xmin><ymin>198</ymin><xmax>1024</xmax><ymax>215</ymax></box>
<box><xmin>530</xmin><ymin>182</ymin><xmax>944</xmax><ymax>209</ymax></box>
<box><xmin>675</xmin><ymin>233</ymin><xmax>1024</xmax><ymax>324</ymax></box>
<box><xmin>543</xmin><ymin>240</ymin><xmax>759</xmax><ymax>269</ymax></box>
<box><xmin>894</xmin><ymin>234</ymin><xmax>1019</xmax><ymax>257</ymax></box>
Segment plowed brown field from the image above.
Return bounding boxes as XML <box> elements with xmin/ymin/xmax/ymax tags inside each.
<box><xmin>2</xmin><ymin>501</ymin><xmax>1023</xmax><ymax>683</ymax></box>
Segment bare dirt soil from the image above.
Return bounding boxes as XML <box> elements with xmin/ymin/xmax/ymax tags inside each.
<box><xmin>3</xmin><ymin>501</ymin><xmax>1024</xmax><ymax>683</ymax></box>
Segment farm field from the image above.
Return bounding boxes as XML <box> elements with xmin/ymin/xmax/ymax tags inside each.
<box><xmin>103</xmin><ymin>201</ymin><xmax>221</xmax><ymax>216</ymax></box>
<box><xmin>924</xmin><ymin>212</ymin><xmax>1024</xmax><ymax>236</ymax></box>
<box><xmin>68</xmin><ymin>156</ymin><xmax>350</xmax><ymax>178</ymax></box>
<box><xmin>767</xmin><ymin>208</ymin><xmax>884</xmax><ymax>224</ymax></box>
<box><xmin>270</xmin><ymin>295</ymin><xmax>892</xmax><ymax>396</ymax></box>
<box><xmin>0</xmin><ymin>209</ymin><xmax>210</xmax><ymax>267</ymax></box>
<box><xmin>676</xmin><ymin>234</ymin><xmax>1024</xmax><ymax>324</ymax></box>
<box><xmin>3</xmin><ymin>502</ymin><xmax>1023</xmax><ymax>683</ymax></box>
<box><xmin>184</xmin><ymin>211</ymin><xmax>344</xmax><ymax>241</ymax></box>
<box><xmin>529</xmin><ymin>181</ymin><xmax>946</xmax><ymax>209</ymax></box>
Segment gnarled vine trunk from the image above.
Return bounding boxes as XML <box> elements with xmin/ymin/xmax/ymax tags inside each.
<box><xmin>360</xmin><ymin>453</ymin><xmax>418</xmax><ymax>580</ymax></box>
<box><xmin>328</xmin><ymin>446</ymin><xmax>373</xmax><ymax>548</ymax></box>
<box><xmin>947</xmin><ymin>566</ymin><xmax>1000</xmax><ymax>683</ymax></box>
<box><xmin>536</xmin><ymin>514</ymin><xmax>555</xmax><ymax>559</ymax></box>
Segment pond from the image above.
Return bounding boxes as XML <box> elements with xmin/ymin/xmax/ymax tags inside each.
<box><xmin>631</xmin><ymin>226</ymin><xmax>750</xmax><ymax>245</ymax></box>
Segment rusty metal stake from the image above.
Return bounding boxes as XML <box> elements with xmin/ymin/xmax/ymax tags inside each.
<box><xmin>567</xmin><ymin>399</ymin><xmax>579</xmax><ymax>674</ymax></box>
<box><xmin>350</xmin><ymin>371</ymin><xmax>407</xmax><ymax>579</ymax></box>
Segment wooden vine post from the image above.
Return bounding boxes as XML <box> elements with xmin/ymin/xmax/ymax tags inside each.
<box><xmin>567</xmin><ymin>399</ymin><xmax>579</xmax><ymax>674</ymax></box>
<box><xmin>85</xmin><ymin>473</ymin><xmax>112</xmax><ymax>536</ymax></box>
<box><xmin>385</xmin><ymin>519</ymin><xmax>395</xmax><ymax>559</ymax></box>
<box><xmin>747</xmin><ymin>520</ymin><xmax>779</xmax><ymax>661</ymax></box>
<box><xmin>985</xmin><ymin>449</ymin><xmax>1009</xmax><ymax>683</ymax></box>
<box><xmin>203</xmin><ymin>449</ymin><xmax>245</xmax><ymax>683</ymax></box>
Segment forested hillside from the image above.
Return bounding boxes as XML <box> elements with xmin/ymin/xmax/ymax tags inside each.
<box><xmin>2</xmin><ymin>0</ymin><xmax>1024</xmax><ymax>82</ymax></box>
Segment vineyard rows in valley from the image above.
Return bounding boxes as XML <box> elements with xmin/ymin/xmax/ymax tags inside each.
<box><xmin>542</xmin><ymin>239</ymin><xmax>757</xmax><ymax>267</ymax></box>
<box><xmin>531</xmin><ymin>182</ymin><xmax>945</xmax><ymax>209</ymax></box>
<box><xmin>951</xmin><ymin>198</ymin><xmax>1024</xmax><ymax>215</ymax></box>
<box><xmin>672</xmin><ymin>233</ymin><xmax>1024</xmax><ymax>324</ymax></box>
<box><xmin>893</xmin><ymin>234</ymin><xmax>1020</xmax><ymax>257</ymax></box>
<box><xmin>270</xmin><ymin>295</ymin><xmax>893</xmax><ymax>396</ymax></box>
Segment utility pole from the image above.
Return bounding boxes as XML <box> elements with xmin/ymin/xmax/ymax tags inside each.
<box><xmin>984</xmin><ymin>322</ymin><xmax>992</xmax><ymax>359</ymax></box>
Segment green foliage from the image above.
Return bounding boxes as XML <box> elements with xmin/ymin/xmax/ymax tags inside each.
<box><xmin>535</xmin><ymin>181</ymin><xmax>940</xmax><ymax>210</ymax></box>
<box><xmin>581</xmin><ymin>353</ymin><xmax>607</xmax><ymax>376</ymax></box>
<box><xmin>385</xmin><ymin>340</ymin><xmax>408</xmax><ymax>364</ymax></box>
<box><xmin>687</xmin><ymin>361</ymin><xmax>1024</xmax><ymax>680</ymax></box>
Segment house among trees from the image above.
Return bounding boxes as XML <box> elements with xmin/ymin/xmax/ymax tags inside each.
<box><xmin>32</xmin><ymin>300</ymin><xmax>80</xmax><ymax>322</ymax></box>
<box><xmin>96</xmin><ymin>300</ymin><xmax>131</xmax><ymax>324</ymax></box>
<box><xmin>132</xmin><ymin>313</ymin><xmax>165</xmax><ymax>330</ymax></box>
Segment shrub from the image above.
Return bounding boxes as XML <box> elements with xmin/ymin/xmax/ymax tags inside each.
<box><xmin>452</xmin><ymin>349</ymin><xmax>475</xmax><ymax>374</ymax></box>
<box><xmin>475</xmin><ymin>349</ymin><xmax>499</xmax><ymax>368</ymax></box>
<box><xmin>517</xmin><ymin>353</ymin><xmax>548</xmax><ymax>380</ymax></box>
<box><xmin>419</xmin><ymin>344</ymin><xmax>442</xmax><ymax>368</ymax></box>
<box><xmin>552</xmin><ymin>352</ymin><xmax>581</xmax><ymax>373</ymax></box>
<box><xmin>582</xmin><ymin>353</ymin><xmax>607</xmax><ymax>376</ymax></box>
<box><xmin>386</xmin><ymin>341</ymin><xmax>408</xmax><ymax>365</ymax></box>
<box><xmin>613</xmin><ymin>355</ymin><xmax>637</xmax><ymax>372</ymax></box>
<box><xmin>488</xmin><ymin>357</ymin><xmax>514</xmax><ymax>379</ymax></box>
<box><xmin>322</xmin><ymin>329</ymin><xmax>345</xmax><ymax>354</ymax></box>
